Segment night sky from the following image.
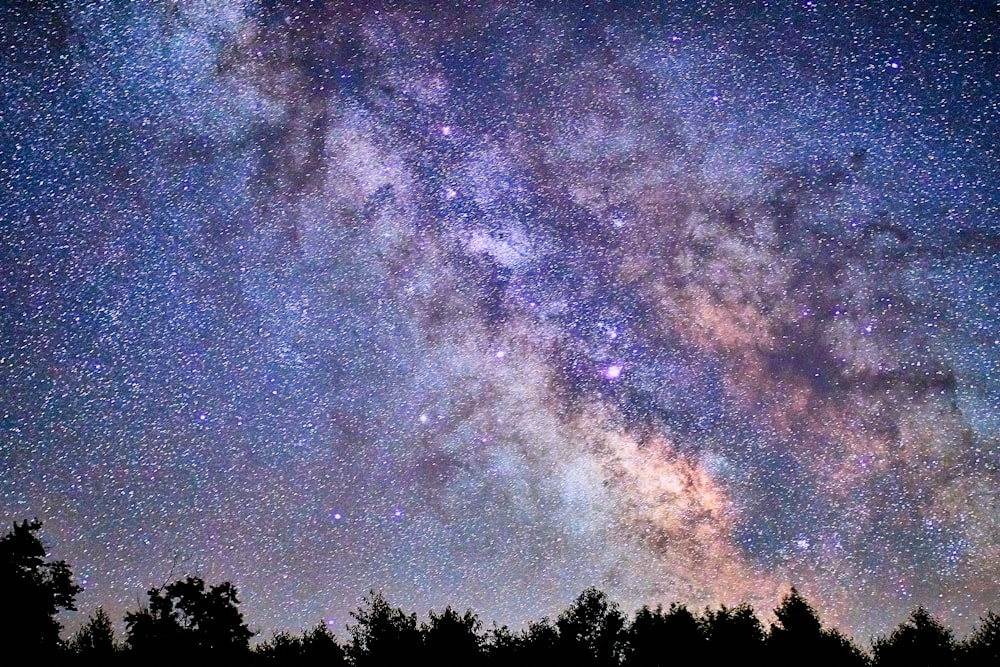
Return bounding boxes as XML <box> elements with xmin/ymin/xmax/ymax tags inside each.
<box><xmin>2</xmin><ymin>0</ymin><xmax>999</xmax><ymax>642</ymax></box>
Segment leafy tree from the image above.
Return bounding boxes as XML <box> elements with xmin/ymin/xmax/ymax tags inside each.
<box><xmin>700</xmin><ymin>603</ymin><xmax>766</xmax><ymax>664</ymax></box>
<box><xmin>423</xmin><ymin>605</ymin><xmax>484</xmax><ymax>664</ymax></box>
<box><xmin>69</xmin><ymin>606</ymin><xmax>117</xmax><ymax>657</ymax></box>
<box><xmin>872</xmin><ymin>607</ymin><xmax>956</xmax><ymax>667</ymax></box>
<box><xmin>169</xmin><ymin>577</ymin><xmax>252</xmax><ymax>652</ymax></box>
<box><xmin>768</xmin><ymin>588</ymin><xmax>868</xmax><ymax>667</ymax></box>
<box><xmin>346</xmin><ymin>590</ymin><xmax>421</xmax><ymax>666</ymax></box>
<box><xmin>255</xmin><ymin>630</ymin><xmax>305</xmax><ymax>663</ymax></box>
<box><xmin>556</xmin><ymin>587</ymin><xmax>627</xmax><ymax>667</ymax></box>
<box><xmin>0</xmin><ymin>519</ymin><xmax>81</xmax><ymax>652</ymax></box>
<box><xmin>484</xmin><ymin>623</ymin><xmax>519</xmax><ymax>666</ymax></box>
<box><xmin>623</xmin><ymin>603</ymin><xmax>704</xmax><ymax>667</ymax></box>
<box><xmin>124</xmin><ymin>589</ymin><xmax>188</xmax><ymax>656</ymax></box>
<box><xmin>962</xmin><ymin>611</ymin><xmax>1000</xmax><ymax>667</ymax></box>
<box><xmin>515</xmin><ymin>617</ymin><xmax>560</xmax><ymax>665</ymax></box>
<box><xmin>254</xmin><ymin>622</ymin><xmax>346</xmax><ymax>665</ymax></box>
<box><xmin>124</xmin><ymin>576</ymin><xmax>252</xmax><ymax>657</ymax></box>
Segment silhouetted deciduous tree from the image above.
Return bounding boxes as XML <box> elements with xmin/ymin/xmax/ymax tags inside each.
<box><xmin>484</xmin><ymin>624</ymin><xmax>519</xmax><ymax>666</ymax></box>
<box><xmin>515</xmin><ymin>617</ymin><xmax>560</xmax><ymax>666</ymax></box>
<box><xmin>623</xmin><ymin>603</ymin><xmax>704</xmax><ymax>667</ymax></box>
<box><xmin>124</xmin><ymin>576</ymin><xmax>252</xmax><ymax>658</ymax></box>
<box><xmin>0</xmin><ymin>519</ymin><xmax>81</xmax><ymax>653</ymax></box>
<box><xmin>347</xmin><ymin>591</ymin><xmax>421</xmax><ymax>666</ymax></box>
<box><xmin>69</xmin><ymin>606</ymin><xmax>117</xmax><ymax>658</ymax></box>
<box><xmin>423</xmin><ymin>605</ymin><xmax>485</xmax><ymax>664</ymax></box>
<box><xmin>873</xmin><ymin>607</ymin><xmax>956</xmax><ymax>667</ymax></box>
<box><xmin>124</xmin><ymin>588</ymin><xmax>187</xmax><ymax>657</ymax></box>
<box><xmin>254</xmin><ymin>622</ymin><xmax>346</xmax><ymax>665</ymax></box>
<box><xmin>962</xmin><ymin>611</ymin><xmax>1000</xmax><ymax>667</ymax></box>
<box><xmin>556</xmin><ymin>587</ymin><xmax>627</xmax><ymax>667</ymax></box>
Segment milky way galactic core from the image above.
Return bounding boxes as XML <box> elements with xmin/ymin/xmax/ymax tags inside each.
<box><xmin>1</xmin><ymin>1</ymin><xmax>998</xmax><ymax>639</ymax></box>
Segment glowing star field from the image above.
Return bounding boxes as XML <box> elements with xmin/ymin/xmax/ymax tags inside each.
<box><xmin>1</xmin><ymin>0</ymin><xmax>998</xmax><ymax>641</ymax></box>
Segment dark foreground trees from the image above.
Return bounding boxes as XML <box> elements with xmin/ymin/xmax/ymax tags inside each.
<box><xmin>556</xmin><ymin>587</ymin><xmax>627</xmax><ymax>667</ymax></box>
<box><xmin>124</xmin><ymin>576</ymin><xmax>253</xmax><ymax>658</ymax></box>
<box><xmin>68</xmin><ymin>607</ymin><xmax>117</xmax><ymax>657</ymax></box>
<box><xmin>769</xmin><ymin>588</ymin><xmax>868</xmax><ymax>667</ymax></box>
<box><xmin>346</xmin><ymin>590</ymin><xmax>421</xmax><ymax>666</ymax></box>
<box><xmin>6</xmin><ymin>519</ymin><xmax>1000</xmax><ymax>665</ymax></box>
<box><xmin>0</xmin><ymin>519</ymin><xmax>81</xmax><ymax>653</ymax></box>
<box><xmin>872</xmin><ymin>606</ymin><xmax>958</xmax><ymax>667</ymax></box>
<box><xmin>254</xmin><ymin>622</ymin><xmax>347</xmax><ymax>665</ymax></box>
<box><xmin>964</xmin><ymin>612</ymin><xmax>1000</xmax><ymax>667</ymax></box>
<box><xmin>624</xmin><ymin>602</ymin><xmax>703</xmax><ymax>666</ymax></box>
<box><xmin>701</xmin><ymin>602</ymin><xmax>767</xmax><ymax>664</ymax></box>
<box><xmin>423</xmin><ymin>605</ymin><xmax>484</xmax><ymax>663</ymax></box>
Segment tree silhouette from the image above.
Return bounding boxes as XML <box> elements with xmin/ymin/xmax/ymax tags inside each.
<box><xmin>556</xmin><ymin>587</ymin><xmax>627</xmax><ymax>667</ymax></box>
<box><xmin>514</xmin><ymin>617</ymin><xmax>560</xmax><ymax>666</ymax></box>
<box><xmin>961</xmin><ymin>611</ymin><xmax>1000</xmax><ymax>667</ymax></box>
<box><xmin>0</xmin><ymin>519</ymin><xmax>81</xmax><ymax>653</ymax></box>
<box><xmin>346</xmin><ymin>590</ymin><xmax>421</xmax><ymax>666</ymax></box>
<box><xmin>124</xmin><ymin>576</ymin><xmax>252</xmax><ymax>657</ymax></box>
<box><xmin>483</xmin><ymin>623</ymin><xmax>519</xmax><ymax>666</ymax></box>
<box><xmin>255</xmin><ymin>630</ymin><xmax>304</xmax><ymax>663</ymax></box>
<box><xmin>255</xmin><ymin>622</ymin><xmax>347</xmax><ymax>665</ymax></box>
<box><xmin>700</xmin><ymin>603</ymin><xmax>766</xmax><ymax>664</ymax></box>
<box><xmin>768</xmin><ymin>588</ymin><xmax>868</xmax><ymax>667</ymax></box>
<box><xmin>423</xmin><ymin>605</ymin><xmax>485</xmax><ymax>664</ymax></box>
<box><xmin>124</xmin><ymin>587</ymin><xmax>189</xmax><ymax>656</ymax></box>
<box><xmin>623</xmin><ymin>603</ymin><xmax>704</xmax><ymax>666</ymax></box>
<box><xmin>69</xmin><ymin>606</ymin><xmax>117</xmax><ymax>657</ymax></box>
<box><xmin>872</xmin><ymin>607</ymin><xmax>956</xmax><ymax>667</ymax></box>
<box><xmin>300</xmin><ymin>622</ymin><xmax>347</xmax><ymax>664</ymax></box>
<box><xmin>772</xmin><ymin>588</ymin><xmax>822</xmax><ymax>638</ymax></box>
<box><xmin>4</xmin><ymin>515</ymin><xmax>996</xmax><ymax>667</ymax></box>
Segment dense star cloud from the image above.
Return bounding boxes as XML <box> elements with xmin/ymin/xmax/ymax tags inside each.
<box><xmin>1</xmin><ymin>0</ymin><xmax>998</xmax><ymax>641</ymax></box>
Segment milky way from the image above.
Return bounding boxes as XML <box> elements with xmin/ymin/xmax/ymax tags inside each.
<box><xmin>2</xmin><ymin>1</ymin><xmax>999</xmax><ymax>641</ymax></box>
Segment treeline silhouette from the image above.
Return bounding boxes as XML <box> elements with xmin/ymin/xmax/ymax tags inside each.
<box><xmin>4</xmin><ymin>519</ymin><xmax>999</xmax><ymax>665</ymax></box>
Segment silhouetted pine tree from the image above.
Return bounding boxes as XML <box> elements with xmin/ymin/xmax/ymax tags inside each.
<box><xmin>768</xmin><ymin>588</ymin><xmax>868</xmax><ymax>667</ymax></box>
<box><xmin>872</xmin><ymin>607</ymin><xmax>956</xmax><ymax>667</ymax></box>
<box><xmin>69</xmin><ymin>606</ymin><xmax>118</xmax><ymax>658</ymax></box>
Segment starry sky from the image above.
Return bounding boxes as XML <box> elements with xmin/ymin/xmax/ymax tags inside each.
<box><xmin>2</xmin><ymin>0</ymin><xmax>999</xmax><ymax>642</ymax></box>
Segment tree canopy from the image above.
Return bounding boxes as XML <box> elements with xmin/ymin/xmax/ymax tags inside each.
<box><xmin>873</xmin><ymin>606</ymin><xmax>958</xmax><ymax>667</ymax></box>
<box><xmin>346</xmin><ymin>590</ymin><xmax>421</xmax><ymax>666</ymax></box>
<box><xmin>68</xmin><ymin>607</ymin><xmax>117</xmax><ymax>657</ymax></box>
<box><xmin>0</xmin><ymin>519</ymin><xmax>81</xmax><ymax>653</ymax></box>
<box><xmin>4</xmin><ymin>518</ymin><xmax>1000</xmax><ymax>666</ymax></box>
<box><xmin>124</xmin><ymin>575</ymin><xmax>252</xmax><ymax>657</ymax></box>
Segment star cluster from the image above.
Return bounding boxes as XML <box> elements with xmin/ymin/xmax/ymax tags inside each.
<box><xmin>1</xmin><ymin>0</ymin><xmax>998</xmax><ymax>640</ymax></box>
